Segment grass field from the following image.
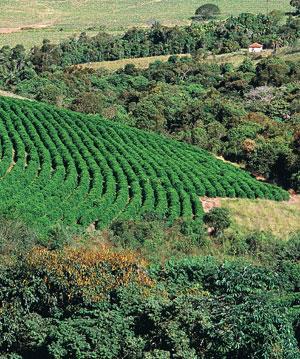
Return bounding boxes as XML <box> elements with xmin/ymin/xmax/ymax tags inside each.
<box><xmin>0</xmin><ymin>90</ymin><xmax>30</xmax><ymax>101</ymax></box>
<box><xmin>74</xmin><ymin>52</ymin><xmax>248</xmax><ymax>72</ymax></box>
<box><xmin>222</xmin><ymin>197</ymin><xmax>300</xmax><ymax>239</ymax></box>
<box><xmin>74</xmin><ymin>48</ymin><xmax>300</xmax><ymax>72</ymax></box>
<box><xmin>0</xmin><ymin>0</ymin><xmax>292</xmax><ymax>48</ymax></box>
<box><xmin>75</xmin><ymin>54</ymin><xmax>191</xmax><ymax>71</ymax></box>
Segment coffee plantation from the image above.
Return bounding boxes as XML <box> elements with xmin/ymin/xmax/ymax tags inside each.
<box><xmin>0</xmin><ymin>96</ymin><xmax>289</xmax><ymax>234</ymax></box>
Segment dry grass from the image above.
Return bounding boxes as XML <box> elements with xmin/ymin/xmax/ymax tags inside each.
<box><xmin>73</xmin><ymin>51</ymin><xmax>260</xmax><ymax>72</ymax></box>
<box><xmin>74</xmin><ymin>48</ymin><xmax>300</xmax><ymax>72</ymax></box>
<box><xmin>75</xmin><ymin>54</ymin><xmax>190</xmax><ymax>71</ymax></box>
<box><xmin>221</xmin><ymin>196</ymin><xmax>300</xmax><ymax>239</ymax></box>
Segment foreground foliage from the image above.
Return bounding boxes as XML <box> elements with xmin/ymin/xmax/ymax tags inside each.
<box><xmin>0</xmin><ymin>235</ymin><xmax>300</xmax><ymax>358</ymax></box>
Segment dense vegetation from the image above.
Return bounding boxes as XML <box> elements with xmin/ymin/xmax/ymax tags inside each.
<box><xmin>0</xmin><ymin>96</ymin><xmax>288</xmax><ymax>234</ymax></box>
<box><xmin>0</xmin><ymin>11</ymin><xmax>299</xmax><ymax>189</ymax></box>
<box><xmin>0</xmin><ymin>5</ymin><xmax>299</xmax><ymax>358</ymax></box>
<box><xmin>0</xmin><ymin>218</ymin><xmax>300</xmax><ymax>358</ymax></box>
<box><xmin>0</xmin><ymin>12</ymin><xmax>299</xmax><ymax>77</ymax></box>
<box><xmin>4</xmin><ymin>54</ymin><xmax>299</xmax><ymax>190</ymax></box>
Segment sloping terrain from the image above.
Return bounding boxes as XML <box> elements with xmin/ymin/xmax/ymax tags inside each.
<box><xmin>0</xmin><ymin>0</ymin><xmax>291</xmax><ymax>48</ymax></box>
<box><xmin>221</xmin><ymin>196</ymin><xmax>300</xmax><ymax>239</ymax></box>
<box><xmin>0</xmin><ymin>97</ymin><xmax>288</xmax><ymax>233</ymax></box>
<box><xmin>0</xmin><ymin>90</ymin><xmax>31</xmax><ymax>101</ymax></box>
<box><xmin>1</xmin><ymin>0</ymin><xmax>290</xmax><ymax>30</ymax></box>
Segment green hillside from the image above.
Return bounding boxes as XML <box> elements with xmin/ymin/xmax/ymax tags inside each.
<box><xmin>0</xmin><ymin>96</ymin><xmax>288</xmax><ymax>233</ymax></box>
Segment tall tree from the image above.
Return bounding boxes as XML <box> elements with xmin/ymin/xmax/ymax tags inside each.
<box><xmin>194</xmin><ymin>3</ymin><xmax>221</xmax><ymax>20</ymax></box>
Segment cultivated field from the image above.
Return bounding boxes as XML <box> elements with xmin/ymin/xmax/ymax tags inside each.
<box><xmin>0</xmin><ymin>0</ymin><xmax>292</xmax><ymax>48</ymax></box>
<box><xmin>0</xmin><ymin>96</ymin><xmax>288</xmax><ymax>234</ymax></box>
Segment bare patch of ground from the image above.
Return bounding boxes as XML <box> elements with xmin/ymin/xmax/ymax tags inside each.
<box><xmin>0</xmin><ymin>90</ymin><xmax>31</xmax><ymax>101</ymax></box>
<box><xmin>201</xmin><ymin>197</ymin><xmax>222</xmax><ymax>213</ymax></box>
<box><xmin>288</xmin><ymin>194</ymin><xmax>300</xmax><ymax>205</ymax></box>
<box><xmin>201</xmin><ymin>194</ymin><xmax>300</xmax><ymax>212</ymax></box>
<box><xmin>0</xmin><ymin>23</ymin><xmax>51</xmax><ymax>34</ymax></box>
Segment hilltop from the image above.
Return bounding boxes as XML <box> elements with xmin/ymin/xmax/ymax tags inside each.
<box><xmin>0</xmin><ymin>0</ymin><xmax>292</xmax><ymax>48</ymax></box>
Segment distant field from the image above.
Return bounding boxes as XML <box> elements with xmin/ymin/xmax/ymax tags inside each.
<box><xmin>74</xmin><ymin>49</ymin><xmax>300</xmax><ymax>72</ymax></box>
<box><xmin>75</xmin><ymin>54</ymin><xmax>191</xmax><ymax>71</ymax></box>
<box><xmin>222</xmin><ymin>197</ymin><xmax>300</xmax><ymax>239</ymax></box>
<box><xmin>0</xmin><ymin>0</ymin><xmax>292</xmax><ymax>48</ymax></box>
<box><xmin>74</xmin><ymin>52</ymin><xmax>249</xmax><ymax>71</ymax></box>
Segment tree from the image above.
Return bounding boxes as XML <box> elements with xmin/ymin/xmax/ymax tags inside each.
<box><xmin>194</xmin><ymin>3</ymin><xmax>221</xmax><ymax>20</ymax></box>
<box><xmin>204</xmin><ymin>207</ymin><xmax>231</xmax><ymax>236</ymax></box>
<box><xmin>71</xmin><ymin>91</ymin><xmax>107</xmax><ymax>115</ymax></box>
<box><xmin>290</xmin><ymin>0</ymin><xmax>300</xmax><ymax>14</ymax></box>
<box><xmin>253</xmin><ymin>58</ymin><xmax>290</xmax><ymax>87</ymax></box>
<box><xmin>133</xmin><ymin>99</ymin><xmax>166</xmax><ymax>132</ymax></box>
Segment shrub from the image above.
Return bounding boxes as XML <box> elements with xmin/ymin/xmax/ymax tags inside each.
<box><xmin>180</xmin><ymin>219</ymin><xmax>207</xmax><ymax>246</ymax></box>
<box><xmin>204</xmin><ymin>207</ymin><xmax>231</xmax><ymax>236</ymax></box>
<box><xmin>194</xmin><ymin>4</ymin><xmax>221</xmax><ymax>20</ymax></box>
<box><xmin>0</xmin><ymin>218</ymin><xmax>38</xmax><ymax>257</ymax></box>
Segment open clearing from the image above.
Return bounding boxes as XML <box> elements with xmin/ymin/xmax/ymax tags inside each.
<box><xmin>0</xmin><ymin>0</ymin><xmax>292</xmax><ymax>48</ymax></box>
<box><xmin>74</xmin><ymin>49</ymin><xmax>300</xmax><ymax>72</ymax></box>
<box><xmin>75</xmin><ymin>54</ymin><xmax>191</xmax><ymax>71</ymax></box>
<box><xmin>0</xmin><ymin>90</ymin><xmax>31</xmax><ymax>101</ymax></box>
<box><xmin>221</xmin><ymin>196</ymin><xmax>300</xmax><ymax>239</ymax></box>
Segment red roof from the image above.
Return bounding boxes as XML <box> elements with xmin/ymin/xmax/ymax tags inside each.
<box><xmin>249</xmin><ymin>43</ymin><xmax>263</xmax><ymax>48</ymax></box>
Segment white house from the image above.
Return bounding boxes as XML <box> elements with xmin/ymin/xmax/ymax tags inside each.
<box><xmin>248</xmin><ymin>43</ymin><xmax>263</xmax><ymax>53</ymax></box>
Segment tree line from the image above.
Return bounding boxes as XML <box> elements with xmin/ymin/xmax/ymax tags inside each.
<box><xmin>0</xmin><ymin>11</ymin><xmax>299</xmax><ymax>82</ymax></box>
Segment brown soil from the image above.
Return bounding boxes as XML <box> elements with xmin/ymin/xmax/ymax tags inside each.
<box><xmin>86</xmin><ymin>222</ymin><xmax>96</xmax><ymax>233</ymax></box>
<box><xmin>288</xmin><ymin>194</ymin><xmax>300</xmax><ymax>205</ymax></box>
<box><xmin>200</xmin><ymin>197</ymin><xmax>222</xmax><ymax>213</ymax></box>
<box><xmin>0</xmin><ymin>28</ymin><xmax>19</xmax><ymax>34</ymax></box>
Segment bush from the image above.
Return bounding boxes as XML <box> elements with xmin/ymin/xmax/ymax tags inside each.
<box><xmin>194</xmin><ymin>3</ymin><xmax>221</xmax><ymax>20</ymax></box>
<box><xmin>0</xmin><ymin>218</ymin><xmax>38</xmax><ymax>257</ymax></box>
<box><xmin>204</xmin><ymin>207</ymin><xmax>231</xmax><ymax>236</ymax></box>
<box><xmin>1</xmin><ymin>247</ymin><xmax>300</xmax><ymax>358</ymax></box>
<box><xmin>180</xmin><ymin>220</ymin><xmax>207</xmax><ymax>246</ymax></box>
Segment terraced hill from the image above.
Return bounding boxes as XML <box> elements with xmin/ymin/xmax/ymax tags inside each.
<box><xmin>0</xmin><ymin>97</ymin><xmax>289</xmax><ymax>234</ymax></box>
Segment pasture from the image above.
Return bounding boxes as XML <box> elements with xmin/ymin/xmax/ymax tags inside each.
<box><xmin>222</xmin><ymin>196</ymin><xmax>300</xmax><ymax>239</ymax></box>
<box><xmin>0</xmin><ymin>0</ymin><xmax>292</xmax><ymax>48</ymax></box>
<box><xmin>74</xmin><ymin>48</ymin><xmax>300</xmax><ymax>72</ymax></box>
